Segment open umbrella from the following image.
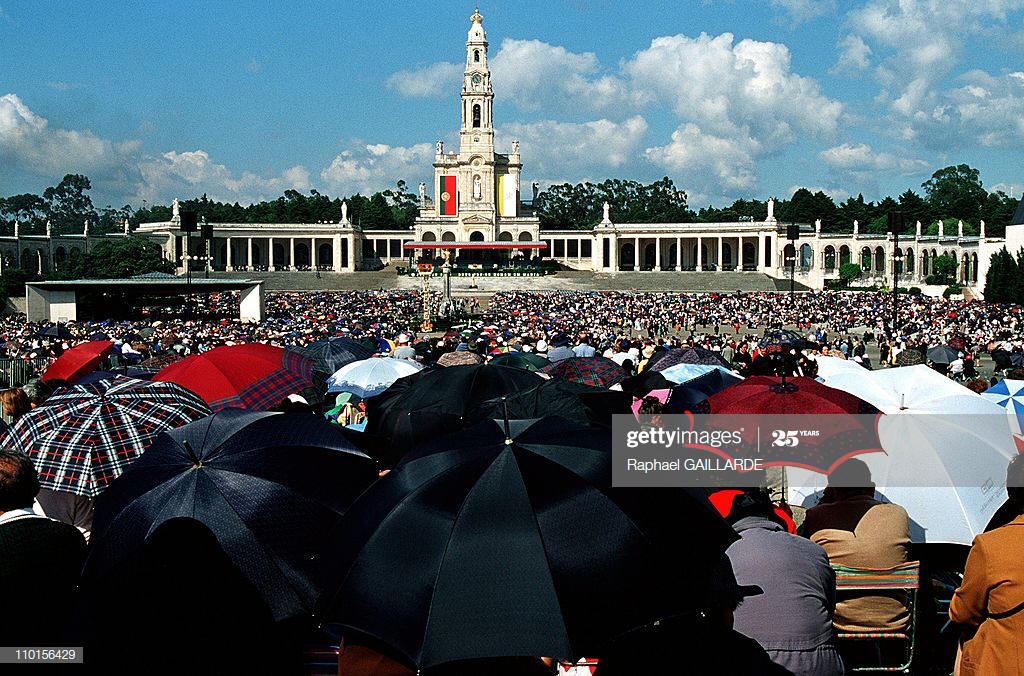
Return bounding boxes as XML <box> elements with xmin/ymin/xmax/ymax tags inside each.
<box><xmin>140</xmin><ymin>351</ymin><xmax>184</xmax><ymax>369</ymax></box>
<box><xmin>791</xmin><ymin>365</ymin><xmax>1019</xmax><ymax>544</ymax></box>
<box><xmin>85</xmin><ymin>410</ymin><xmax>379</xmax><ymax>619</ymax></box>
<box><xmin>319</xmin><ymin>416</ymin><xmax>736</xmax><ymax>670</ymax></box>
<box><xmin>982</xmin><ymin>379</ymin><xmax>1024</xmax><ymax>436</ymax></box>
<box><xmin>154</xmin><ymin>344</ymin><xmax>314</xmax><ymax>411</ymax></box>
<box><xmin>926</xmin><ymin>345</ymin><xmax>960</xmax><ymax>364</ymax></box>
<box><xmin>895</xmin><ymin>348</ymin><xmax>925</xmax><ymax>366</ymax></box>
<box><xmin>489</xmin><ymin>351</ymin><xmax>550</xmax><ymax>371</ymax></box>
<box><xmin>2</xmin><ymin>376</ymin><xmax>210</xmax><ymax>497</ymax></box>
<box><xmin>90</xmin><ymin>332</ymin><xmax>111</xmax><ymax>342</ymax></box>
<box><xmin>657</xmin><ymin>362</ymin><xmax>734</xmax><ymax>385</ymax></box>
<box><xmin>326</xmin><ymin>357</ymin><xmax>422</xmax><ymax>398</ymax></box>
<box><xmin>42</xmin><ymin>340</ymin><xmax>113</xmax><ymax>383</ymax></box>
<box><xmin>759</xmin><ymin>329</ymin><xmax>817</xmax><ymax>352</ymax></box>
<box><xmin>648</xmin><ymin>347</ymin><xmax>730</xmax><ymax>371</ymax></box>
<box><xmin>701</xmin><ymin>376</ymin><xmax>875</xmax><ymax>415</ymax></box>
<box><xmin>39</xmin><ymin>324</ymin><xmax>73</xmax><ymax>340</ymax></box>
<box><xmin>364</xmin><ymin>364</ymin><xmax>544</xmax><ymax>463</ymax></box>
<box><xmin>811</xmin><ymin>355</ymin><xmax>867</xmax><ymax>380</ymax></box>
<box><xmin>294</xmin><ymin>337</ymin><xmax>374</xmax><ymax>378</ymax></box>
<box><xmin>664</xmin><ymin>369</ymin><xmax>743</xmax><ymax>412</ymax></box>
<box><xmin>618</xmin><ymin>369</ymin><xmax>673</xmax><ymax>399</ymax></box>
<box><xmin>542</xmin><ymin>356</ymin><xmax>627</xmax><ymax>388</ymax></box>
<box><xmin>436</xmin><ymin>351</ymin><xmax>484</xmax><ymax>367</ymax></box>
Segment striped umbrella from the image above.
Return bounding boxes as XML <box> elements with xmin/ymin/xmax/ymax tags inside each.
<box><xmin>543</xmin><ymin>356</ymin><xmax>627</xmax><ymax>388</ymax></box>
<box><xmin>2</xmin><ymin>376</ymin><xmax>210</xmax><ymax>497</ymax></box>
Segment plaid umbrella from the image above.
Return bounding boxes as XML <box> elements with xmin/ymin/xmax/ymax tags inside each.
<box><xmin>294</xmin><ymin>337</ymin><xmax>373</xmax><ymax>377</ymax></box>
<box><xmin>436</xmin><ymin>351</ymin><xmax>484</xmax><ymax>367</ymax></box>
<box><xmin>154</xmin><ymin>344</ymin><xmax>314</xmax><ymax>411</ymax></box>
<box><xmin>895</xmin><ymin>348</ymin><xmax>925</xmax><ymax>366</ymax></box>
<box><xmin>2</xmin><ymin>376</ymin><xmax>210</xmax><ymax>497</ymax></box>
<box><xmin>648</xmin><ymin>347</ymin><xmax>730</xmax><ymax>371</ymax></box>
<box><xmin>43</xmin><ymin>340</ymin><xmax>114</xmax><ymax>383</ymax></box>
<box><xmin>543</xmin><ymin>356</ymin><xmax>627</xmax><ymax>388</ymax></box>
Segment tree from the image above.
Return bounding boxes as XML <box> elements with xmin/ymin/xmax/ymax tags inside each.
<box><xmin>838</xmin><ymin>194</ymin><xmax>874</xmax><ymax>230</ymax></box>
<box><xmin>931</xmin><ymin>253</ymin><xmax>959</xmax><ymax>285</ymax></box>
<box><xmin>983</xmin><ymin>247</ymin><xmax>1018</xmax><ymax>303</ymax></box>
<box><xmin>0</xmin><ymin>193</ymin><xmax>49</xmax><ymax>234</ymax></box>
<box><xmin>839</xmin><ymin>263</ymin><xmax>862</xmax><ymax>286</ymax></box>
<box><xmin>57</xmin><ymin>236</ymin><xmax>174</xmax><ymax>279</ymax></box>
<box><xmin>980</xmin><ymin>191</ymin><xmax>1020</xmax><ymax>239</ymax></box>
<box><xmin>922</xmin><ymin>164</ymin><xmax>987</xmax><ymax>223</ymax></box>
<box><xmin>43</xmin><ymin>174</ymin><xmax>98</xmax><ymax>234</ymax></box>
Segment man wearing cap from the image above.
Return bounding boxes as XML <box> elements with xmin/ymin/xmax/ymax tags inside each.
<box><xmin>725</xmin><ymin>488</ymin><xmax>844</xmax><ymax>675</ymax></box>
<box><xmin>546</xmin><ymin>333</ymin><xmax>574</xmax><ymax>363</ymax></box>
<box><xmin>393</xmin><ymin>334</ymin><xmax>416</xmax><ymax>361</ymax></box>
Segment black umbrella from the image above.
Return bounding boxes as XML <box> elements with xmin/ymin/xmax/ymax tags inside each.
<box><xmin>473</xmin><ymin>379</ymin><xmax>632</xmax><ymax>429</ymax></box>
<box><xmin>619</xmin><ymin>369</ymin><xmax>673</xmax><ymax>398</ymax></box>
<box><xmin>648</xmin><ymin>347</ymin><xmax>730</xmax><ymax>371</ymax></box>
<box><xmin>85</xmin><ymin>409</ymin><xmax>379</xmax><ymax>619</ymax></box>
<box><xmin>364</xmin><ymin>364</ymin><xmax>544</xmax><ymax>462</ymax></box>
<box><xmin>39</xmin><ymin>324</ymin><xmax>72</xmax><ymax>340</ymax></box>
<box><xmin>664</xmin><ymin>369</ymin><xmax>743</xmax><ymax>412</ymax></box>
<box><xmin>90</xmin><ymin>331</ymin><xmax>111</xmax><ymax>342</ymax></box>
<box><xmin>926</xmin><ymin>345</ymin><xmax>960</xmax><ymax>365</ymax></box>
<box><xmin>758</xmin><ymin>329</ymin><xmax>817</xmax><ymax>352</ymax></box>
<box><xmin>319</xmin><ymin>417</ymin><xmax>737</xmax><ymax>669</ymax></box>
<box><xmin>294</xmin><ymin>337</ymin><xmax>374</xmax><ymax>379</ymax></box>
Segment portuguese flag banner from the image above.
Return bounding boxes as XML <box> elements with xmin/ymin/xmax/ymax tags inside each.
<box><xmin>439</xmin><ymin>175</ymin><xmax>458</xmax><ymax>216</ymax></box>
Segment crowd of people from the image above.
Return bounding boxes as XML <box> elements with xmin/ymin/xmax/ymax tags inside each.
<box><xmin>2</xmin><ymin>287</ymin><xmax>1024</xmax><ymax>674</ymax></box>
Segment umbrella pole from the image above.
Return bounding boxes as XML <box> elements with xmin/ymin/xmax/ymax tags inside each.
<box><xmin>501</xmin><ymin>397</ymin><xmax>512</xmax><ymax>442</ymax></box>
<box><xmin>183</xmin><ymin>440</ymin><xmax>202</xmax><ymax>468</ymax></box>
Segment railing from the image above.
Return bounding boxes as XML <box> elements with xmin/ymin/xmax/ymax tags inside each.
<box><xmin>0</xmin><ymin>359</ymin><xmax>50</xmax><ymax>389</ymax></box>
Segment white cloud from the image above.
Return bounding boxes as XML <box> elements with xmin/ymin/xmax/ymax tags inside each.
<box><xmin>645</xmin><ymin>123</ymin><xmax>758</xmax><ymax>192</ymax></box>
<box><xmin>819</xmin><ymin>142</ymin><xmax>929</xmax><ymax>174</ymax></box>
<box><xmin>770</xmin><ymin>0</ymin><xmax>837</xmax><ymax>22</ymax></box>
<box><xmin>320</xmin><ymin>142</ymin><xmax>434</xmax><ymax>195</ymax></box>
<box><xmin>990</xmin><ymin>182</ymin><xmax>1024</xmax><ymax>198</ymax></box>
<box><xmin>500</xmin><ymin>117</ymin><xmax>648</xmax><ymax>177</ymax></box>
<box><xmin>0</xmin><ymin>92</ymin><xmax>139</xmax><ymax>179</ymax></box>
<box><xmin>832</xmin><ymin>35</ymin><xmax>871</xmax><ymax>73</ymax></box>
<box><xmin>136</xmin><ymin>150</ymin><xmax>311</xmax><ymax>205</ymax></box>
<box><xmin>387</xmin><ymin>62</ymin><xmax>462</xmax><ymax>98</ymax></box>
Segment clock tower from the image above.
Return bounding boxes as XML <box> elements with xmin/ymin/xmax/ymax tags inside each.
<box><xmin>460</xmin><ymin>7</ymin><xmax>494</xmax><ymax>154</ymax></box>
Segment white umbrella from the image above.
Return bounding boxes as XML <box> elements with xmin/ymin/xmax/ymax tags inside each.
<box><xmin>789</xmin><ymin>365</ymin><xmax>1016</xmax><ymax>544</ymax></box>
<box><xmin>811</xmin><ymin>355</ymin><xmax>867</xmax><ymax>381</ymax></box>
<box><xmin>326</xmin><ymin>358</ymin><xmax>422</xmax><ymax>398</ymax></box>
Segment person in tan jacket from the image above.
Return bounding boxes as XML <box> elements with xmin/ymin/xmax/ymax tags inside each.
<box><xmin>950</xmin><ymin>455</ymin><xmax>1024</xmax><ymax>675</ymax></box>
<box><xmin>800</xmin><ymin>459</ymin><xmax>912</xmax><ymax>633</ymax></box>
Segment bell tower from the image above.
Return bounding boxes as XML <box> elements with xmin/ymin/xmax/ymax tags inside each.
<box><xmin>460</xmin><ymin>7</ymin><xmax>494</xmax><ymax>155</ymax></box>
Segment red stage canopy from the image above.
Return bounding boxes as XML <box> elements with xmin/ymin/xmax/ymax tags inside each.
<box><xmin>402</xmin><ymin>241</ymin><xmax>547</xmax><ymax>250</ymax></box>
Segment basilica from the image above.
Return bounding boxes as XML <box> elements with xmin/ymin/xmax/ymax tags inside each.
<box><xmin>133</xmin><ymin>9</ymin><xmax>1017</xmax><ymax>292</ymax></box>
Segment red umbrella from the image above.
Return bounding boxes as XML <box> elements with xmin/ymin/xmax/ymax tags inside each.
<box><xmin>153</xmin><ymin>344</ymin><xmax>314</xmax><ymax>411</ymax></box>
<box><xmin>42</xmin><ymin>340</ymin><xmax>113</xmax><ymax>383</ymax></box>
<box><xmin>701</xmin><ymin>376</ymin><xmax>876</xmax><ymax>415</ymax></box>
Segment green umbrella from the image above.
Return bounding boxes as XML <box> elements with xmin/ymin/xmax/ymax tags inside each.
<box><xmin>489</xmin><ymin>352</ymin><xmax>550</xmax><ymax>372</ymax></box>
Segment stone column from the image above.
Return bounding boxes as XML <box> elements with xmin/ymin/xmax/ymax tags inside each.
<box><xmin>333</xmin><ymin>234</ymin><xmax>341</xmax><ymax>272</ymax></box>
<box><xmin>633</xmin><ymin>236</ymin><xmax>639</xmax><ymax>270</ymax></box>
<box><xmin>246</xmin><ymin>238</ymin><xmax>253</xmax><ymax>269</ymax></box>
<box><xmin>226</xmin><ymin>237</ymin><xmax>233</xmax><ymax>269</ymax></box>
<box><xmin>676</xmin><ymin>236</ymin><xmax>682</xmax><ymax>270</ymax></box>
<box><xmin>717</xmin><ymin>237</ymin><xmax>723</xmax><ymax>271</ymax></box>
<box><xmin>313</xmin><ymin>238</ymin><xmax>320</xmax><ymax>269</ymax></box>
<box><xmin>655</xmin><ymin>237</ymin><xmax>662</xmax><ymax>271</ymax></box>
<box><xmin>698</xmin><ymin>237</ymin><xmax>704</xmax><ymax>270</ymax></box>
<box><xmin>289</xmin><ymin>238</ymin><xmax>295</xmax><ymax>269</ymax></box>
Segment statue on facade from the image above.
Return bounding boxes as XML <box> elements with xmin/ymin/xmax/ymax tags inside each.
<box><xmin>473</xmin><ymin>175</ymin><xmax>482</xmax><ymax>199</ymax></box>
<box><xmin>46</xmin><ymin>220</ymin><xmax>52</xmax><ymax>237</ymax></box>
<box><xmin>172</xmin><ymin>198</ymin><xmax>180</xmax><ymax>219</ymax></box>
<box><xmin>766</xmin><ymin>197</ymin><xmax>775</xmax><ymax>222</ymax></box>
<box><xmin>511</xmin><ymin>140</ymin><xmax>520</xmax><ymax>154</ymax></box>
<box><xmin>14</xmin><ymin>220</ymin><xmax>20</xmax><ymax>238</ymax></box>
<box><xmin>532</xmin><ymin>181</ymin><xmax>539</xmax><ymax>201</ymax></box>
<box><xmin>436</xmin><ymin>140</ymin><xmax>444</xmax><ymax>155</ymax></box>
<box><xmin>418</xmin><ymin>182</ymin><xmax>426</xmax><ymax>205</ymax></box>
<box><xmin>340</xmin><ymin>200</ymin><xmax>349</xmax><ymax>224</ymax></box>
<box><xmin>980</xmin><ymin>220</ymin><xmax>986</xmax><ymax>239</ymax></box>
<box><xmin>602</xmin><ymin>201</ymin><xmax>611</xmax><ymax>223</ymax></box>
<box><xmin>958</xmin><ymin>220</ymin><xmax>964</xmax><ymax>238</ymax></box>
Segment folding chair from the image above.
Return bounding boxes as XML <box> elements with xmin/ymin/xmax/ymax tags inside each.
<box><xmin>832</xmin><ymin>561</ymin><xmax>920</xmax><ymax>673</ymax></box>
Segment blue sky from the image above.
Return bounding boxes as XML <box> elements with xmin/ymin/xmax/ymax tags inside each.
<box><xmin>1</xmin><ymin>0</ymin><xmax>1022</xmax><ymax>210</ymax></box>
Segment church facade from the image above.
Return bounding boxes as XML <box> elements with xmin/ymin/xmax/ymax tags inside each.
<box><xmin>132</xmin><ymin>9</ymin><xmax>1012</xmax><ymax>292</ymax></box>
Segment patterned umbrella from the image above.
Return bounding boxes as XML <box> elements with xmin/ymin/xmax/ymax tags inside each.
<box><xmin>294</xmin><ymin>337</ymin><xmax>373</xmax><ymax>377</ymax></box>
<box><xmin>895</xmin><ymin>348</ymin><xmax>925</xmax><ymax>366</ymax></box>
<box><xmin>648</xmin><ymin>347</ymin><xmax>730</xmax><ymax>371</ymax></box>
<box><xmin>43</xmin><ymin>340</ymin><xmax>114</xmax><ymax>383</ymax></box>
<box><xmin>758</xmin><ymin>330</ymin><xmax>817</xmax><ymax>352</ymax></box>
<box><xmin>154</xmin><ymin>344</ymin><xmax>314</xmax><ymax>412</ymax></box>
<box><xmin>982</xmin><ymin>379</ymin><xmax>1024</xmax><ymax>441</ymax></box>
<box><xmin>489</xmin><ymin>351</ymin><xmax>550</xmax><ymax>371</ymax></box>
<box><xmin>436</xmin><ymin>351</ymin><xmax>484</xmax><ymax>367</ymax></box>
<box><xmin>543</xmin><ymin>356</ymin><xmax>627</xmax><ymax>388</ymax></box>
<box><xmin>700</xmin><ymin>376</ymin><xmax>876</xmax><ymax>415</ymax></box>
<box><xmin>2</xmin><ymin>376</ymin><xmax>210</xmax><ymax>497</ymax></box>
<box><xmin>326</xmin><ymin>357</ymin><xmax>423</xmax><ymax>398</ymax></box>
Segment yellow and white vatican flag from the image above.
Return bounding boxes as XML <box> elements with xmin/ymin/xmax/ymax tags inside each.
<box><xmin>498</xmin><ymin>175</ymin><xmax>518</xmax><ymax>217</ymax></box>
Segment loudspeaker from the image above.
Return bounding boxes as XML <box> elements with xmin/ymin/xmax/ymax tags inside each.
<box><xmin>201</xmin><ymin>219</ymin><xmax>213</xmax><ymax>239</ymax></box>
<box><xmin>787</xmin><ymin>223</ymin><xmax>799</xmax><ymax>240</ymax></box>
<box><xmin>180</xmin><ymin>211</ymin><xmax>198</xmax><ymax>232</ymax></box>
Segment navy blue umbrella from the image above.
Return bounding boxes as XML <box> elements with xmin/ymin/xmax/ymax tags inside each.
<box><xmin>319</xmin><ymin>416</ymin><xmax>736</xmax><ymax>669</ymax></box>
<box><xmin>294</xmin><ymin>337</ymin><xmax>374</xmax><ymax>378</ymax></box>
<box><xmin>86</xmin><ymin>409</ymin><xmax>379</xmax><ymax>619</ymax></box>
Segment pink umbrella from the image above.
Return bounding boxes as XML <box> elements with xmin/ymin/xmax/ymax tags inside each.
<box><xmin>631</xmin><ymin>388</ymin><xmax>671</xmax><ymax>420</ymax></box>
